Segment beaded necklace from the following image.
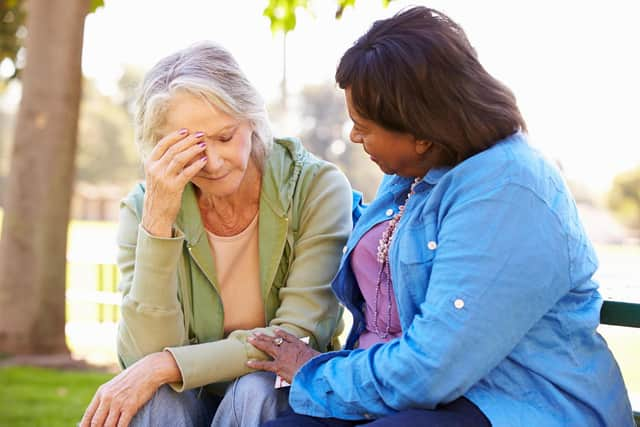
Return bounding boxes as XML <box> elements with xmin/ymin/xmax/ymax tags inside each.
<box><xmin>374</xmin><ymin>177</ymin><xmax>422</xmax><ymax>338</ymax></box>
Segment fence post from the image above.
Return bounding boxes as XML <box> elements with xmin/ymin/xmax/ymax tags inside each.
<box><xmin>97</xmin><ymin>264</ymin><xmax>105</xmax><ymax>323</ymax></box>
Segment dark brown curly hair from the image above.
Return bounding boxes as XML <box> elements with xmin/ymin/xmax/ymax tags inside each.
<box><xmin>336</xmin><ymin>6</ymin><xmax>527</xmax><ymax>165</ymax></box>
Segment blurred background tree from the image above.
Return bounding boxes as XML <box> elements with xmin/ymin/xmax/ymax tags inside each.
<box><xmin>0</xmin><ymin>0</ymin><xmax>102</xmax><ymax>355</ymax></box>
<box><xmin>608</xmin><ymin>166</ymin><xmax>640</xmax><ymax>233</ymax></box>
<box><xmin>292</xmin><ymin>82</ymin><xmax>382</xmax><ymax>200</ymax></box>
<box><xmin>76</xmin><ymin>77</ymin><xmax>140</xmax><ymax>186</ymax></box>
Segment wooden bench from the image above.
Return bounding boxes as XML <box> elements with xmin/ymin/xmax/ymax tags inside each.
<box><xmin>600</xmin><ymin>300</ymin><xmax>640</xmax><ymax>426</ymax></box>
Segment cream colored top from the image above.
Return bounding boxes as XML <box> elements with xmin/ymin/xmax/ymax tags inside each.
<box><xmin>205</xmin><ymin>214</ymin><xmax>264</xmax><ymax>335</ymax></box>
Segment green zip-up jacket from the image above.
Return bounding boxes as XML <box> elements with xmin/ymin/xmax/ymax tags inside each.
<box><xmin>116</xmin><ymin>137</ymin><xmax>352</xmax><ymax>392</ymax></box>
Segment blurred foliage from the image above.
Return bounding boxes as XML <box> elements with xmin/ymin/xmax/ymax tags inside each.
<box><xmin>0</xmin><ymin>0</ymin><xmax>26</xmax><ymax>85</ymax></box>
<box><xmin>289</xmin><ymin>82</ymin><xmax>382</xmax><ymax>201</ymax></box>
<box><xmin>76</xmin><ymin>77</ymin><xmax>140</xmax><ymax>185</ymax></box>
<box><xmin>263</xmin><ymin>0</ymin><xmax>395</xmax><ymax>34</ymax></box>
<box><xmin>0</xmin><ymin>0</ymin><xmax>104</xmax><ymax>89</ymax></box>
<box><xmin>0</xmin><ymin>74</ymin><xmax>141</xmax><ymax>189</ymax></box>
<box><xmin>608</xmin><ymin>166</ymin><xmax>640</xmax><ymax>231</ymax></box>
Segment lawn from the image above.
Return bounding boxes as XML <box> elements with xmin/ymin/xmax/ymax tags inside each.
<box><xmin>0</xmin><ymin>366</ymin><xmax>113</xmax><ymax>427</ymax></box>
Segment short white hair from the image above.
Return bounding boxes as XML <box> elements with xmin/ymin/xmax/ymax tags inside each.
<box><xmin>135</xmin><ymin>41</ymin><xmax>272</xmax><ymax>168</ymax></box>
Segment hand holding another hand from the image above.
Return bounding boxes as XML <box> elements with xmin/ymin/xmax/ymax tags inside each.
<box><xmin>247</xmin><ymin>329</ymin><xmax>320</xmax><ymax>384</ymax></box>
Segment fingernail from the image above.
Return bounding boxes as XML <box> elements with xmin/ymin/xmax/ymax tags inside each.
<box><xmin>179</xmin><ymin>128</ymin><xmax>188</xmax><ymax>135</ymax></box>
<box><xmin>247</xmin><ymin>336</ymin><xmax>255</xmax><ymax>341</ymax></box>
<box><xmin>198</xmin><ymin>142</ymin><xmax>206</xmax><ymax>148</ymax></box>
<box><xmin>194</xmin><ymin>131</ymin><xmax>205</xmax><ymax>138</ymax></box>
<box><xmin>201</xmin><ymin>156</ymin><xmax>208</xmax><ymax>162</ymax></box>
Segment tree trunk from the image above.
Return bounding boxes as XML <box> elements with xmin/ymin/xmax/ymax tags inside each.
<box><xmin>0</xmin><ymin>0</ymin><xmax>88</xmax><ymax>354</ymax></box>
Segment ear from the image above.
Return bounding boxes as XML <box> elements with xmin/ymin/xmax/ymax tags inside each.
<box><xmin>415</xmin><ymin>139</ymin><xmax>432</xmax><ymax>155</ymax></box>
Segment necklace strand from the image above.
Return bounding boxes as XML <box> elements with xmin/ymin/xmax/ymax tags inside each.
<box><xmin>373</xmin><ymin>177</ymin><xmax>421</xmax><ymax>338</ymax></box>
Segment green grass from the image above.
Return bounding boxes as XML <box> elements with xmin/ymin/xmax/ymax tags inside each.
<box><xmin>0</xmin><ymin>366</ymin><xmax>113</xmax><ymax>427</ymax></box>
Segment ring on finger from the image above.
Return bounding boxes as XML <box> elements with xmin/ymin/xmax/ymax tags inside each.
<box><xmin>273</xmin><ymin>337</ymin><xmax>284</xmax><ymax>346</ymax></box>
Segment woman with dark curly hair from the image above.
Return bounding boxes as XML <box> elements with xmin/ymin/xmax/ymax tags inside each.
<box><xmin>249</xmin><ymin>6</ymin><xmax>634</xmax><ymax>427</ymax></box>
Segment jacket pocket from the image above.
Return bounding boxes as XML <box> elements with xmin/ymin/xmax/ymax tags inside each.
<box><xmin>397</xmin><ymin>221</ymin><xmax>438</xmax><ymax>264</ymax></box>
<box><xmin>396</xmin><ymin>221</ymin><xmax>438</xmax><ymax>304</ymax></box>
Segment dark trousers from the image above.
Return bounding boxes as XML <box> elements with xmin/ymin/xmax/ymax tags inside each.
<box><xmin>262</xmin><ymin>397</ymin><xmax>491</xmax><ymax>427</ymax></box>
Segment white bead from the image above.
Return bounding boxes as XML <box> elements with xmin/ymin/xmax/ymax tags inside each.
<box><xmin>454</xmin><ymin>299</ymin><xmax>465</xmax><ymax>309</ymax></box>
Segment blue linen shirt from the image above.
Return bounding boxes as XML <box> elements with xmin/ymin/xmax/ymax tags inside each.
<box><xmin>289</xmin><ymin>133</ymin><xmax>634</xmax><ymax>426</ymax></box>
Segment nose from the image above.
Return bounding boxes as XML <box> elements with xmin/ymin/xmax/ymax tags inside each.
<box><xmin>202</xmin><ymin>144</ymin><xmax>224</xmax><ymax>172</ymax></box>
<box><xmin>349</xmin><ymin>127</ymin><xmax>363</xmax><ymax>144</ymax></box>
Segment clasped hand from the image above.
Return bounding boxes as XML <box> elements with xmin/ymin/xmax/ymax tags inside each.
<box><xmin>80</xmin><ymin>352</ymin><xmax>177</xmax><ymax>427</ymax></box>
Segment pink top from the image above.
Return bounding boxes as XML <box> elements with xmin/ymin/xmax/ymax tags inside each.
<box><xmin>205</xmin><ymin>214</ymin><xmax>265</xmax><ymax>335</ymax></box>
<box><xmin>350</xmin><ymin>220</ymin><xmax>402</xmax><ymax>349</ymax></box>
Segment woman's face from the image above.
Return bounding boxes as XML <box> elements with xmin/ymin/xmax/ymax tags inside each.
<box><xmin>345</xmin><ymin>88</ymin><xmax>429</xmax><ymax>178</ymax></box>
<box><xmin>163</xmin><ymin>93</ymin><xmax>254</xmax><ymax>198</ymax></box>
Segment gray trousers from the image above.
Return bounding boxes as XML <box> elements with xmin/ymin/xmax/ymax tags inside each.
<box><xmin>130</xmin><ymin>371</ymin><xmax>290</xmax><ymax>427</ymax></box>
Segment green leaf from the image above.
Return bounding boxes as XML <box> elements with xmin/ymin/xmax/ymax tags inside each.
<box><xmin>335</xmin><ymin>0</ymin><xmax>356</xmax><ymax>19</ymax></box>
<box><xmin>89</xmin><ymin>0</ymin><xmax>104</xmax><ymax>14</ymax></box>
<box><xmin>262</xmin><ymin>0</ymin><xmax>307</xmax><ymax>34</ymax></box>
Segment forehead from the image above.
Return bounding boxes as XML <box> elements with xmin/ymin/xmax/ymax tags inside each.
<box><xmin>163</xmin><ymin>92</ymin><xmax>236</xmax><ymax>134</ymax></box>
<box><xmin>345</xmin><ymin>87</ymin><xmax>373</xmax><ymax>127</ymax></box>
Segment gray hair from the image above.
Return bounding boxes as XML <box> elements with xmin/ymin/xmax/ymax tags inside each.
<box><xmin>135</xmin><ymin>41</ymin><xmax>273</xmax><ymax>168</ymax></box>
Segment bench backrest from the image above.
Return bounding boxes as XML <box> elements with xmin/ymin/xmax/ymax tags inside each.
<box><xmin>600</xmin><ymin>300</ymin><xmax>640</xmax><ymax>426</ymax></box>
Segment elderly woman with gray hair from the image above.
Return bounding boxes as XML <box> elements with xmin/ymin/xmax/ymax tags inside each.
<box><xmin>80</xmin><ymin>41</ymin><xmax>352</xmax><ymax>427</ymax></box>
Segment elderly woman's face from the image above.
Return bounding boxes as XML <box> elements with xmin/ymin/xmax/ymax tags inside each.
<box><xmin>163</xmin><ymin>93</ymin><xmax>254</xmax><ymax>197</ymax></box>
<box><xmin>345</xmin><ymin>88</ymin><xmax>429</xmax><ymax>178</ymax></box>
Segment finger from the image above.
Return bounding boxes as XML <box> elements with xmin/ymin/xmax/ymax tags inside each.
<box><xmin>80</xmin><ymin>396</ymin><xmax>100</xmax><ymax>427</ymax></box>
<box><xmin>274</xmin><ymin>328</ymin><xmax>300</xmax><ymax>343</ymax></box>
<box><xmin>103</xmin><ymin>406</ymin><xmax>121</xmax><ymax>427</ymax></box>
<box><xmin>247</xmin><ymin>334</ymin><xmax>278</xmax><ymax>356</ymax></box>
<box><xmin>179</xmin><ymin>155</ymin><xmax>208</xmax><ymax>183</ymax></box>
<box><xmin>161</xmin><ymin>131</ymin><xmax>206</xmax><ymax>166</ymax></box>
<box><xmin>166</xmin><ymin>142</ymin><xmax>207</xmax><ymax>176</ymax></box>
<box><xmin>149</xmin><ymin>128</ymin><xmax>190</xmax><ymax>162</ymax></box>
<box><xmin>117</xmin><ymin>410</ymin><xmax>133</xmax><ymax>427</ymax></box>
<box><xmin>246</xmin><ymin>359</ymin><xmax>277</xmax><ymax>372</ymax></box>
<box><xmin>90</xmin><ymin>399</ymin><xmax>111</xmax><ymax>427</ymax></box>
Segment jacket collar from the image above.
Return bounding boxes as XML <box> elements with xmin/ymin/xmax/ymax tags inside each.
<box><xmin>383</xmin><ymin>166</ymin><xmax>451</xmax><ymax>200</ymax></box>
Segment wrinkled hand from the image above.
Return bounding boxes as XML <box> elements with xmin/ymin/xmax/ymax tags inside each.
<box><xmin>80</xmin><ymin>352</ymin><xmax>176</xmax><ymax>427</ymax></box>
<box><xmin>247</xmin><ymin>329</ymin><xmax>320</xmax><ymax>384</ymax></box>
<box><xmin>142</xmin><ymin>128</ymin><xmax>208</xmax><ymax>237</ymax></box>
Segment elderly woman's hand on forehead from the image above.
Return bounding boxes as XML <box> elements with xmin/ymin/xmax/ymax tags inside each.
<box><xmin>141</xmin><ymin>128</ymin><xmax>208</xmax><ymax>238</ymax></box>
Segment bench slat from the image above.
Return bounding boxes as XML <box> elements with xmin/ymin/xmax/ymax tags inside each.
<box><xmin>600</xmin><ymin>300</ymin><xmax>640</xmax><ymax>328</ymax></box>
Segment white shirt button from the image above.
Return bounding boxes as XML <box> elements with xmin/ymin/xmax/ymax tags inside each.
<box><xmin>454</xmin><ymin>299</ymin><xmax>465</xmax><ymax>309</ymax></box>
<box><xmin>385</xmin><ymin>209</ymin><xmax>394</xmax><ymax>216</ymax></box>
<box><xmin>427</xmin><ymin>240</ymin><xmax>437</xmax><ymax>250</ymax></box>
<box><xmin>342</xmin><ymin>245</ymin><xmax>348</xmax><ymax>254</ymax></box>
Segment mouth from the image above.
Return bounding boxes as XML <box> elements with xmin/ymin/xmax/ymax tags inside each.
<box><xmin>199</xmin><ymin>172</ymin><xmax>230</xmax><ymax>181</ymax></box>
<box><xmin>363</xmin><ymin>148</ymin><xmax>376</xmax><ymax>162</ymax></box>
